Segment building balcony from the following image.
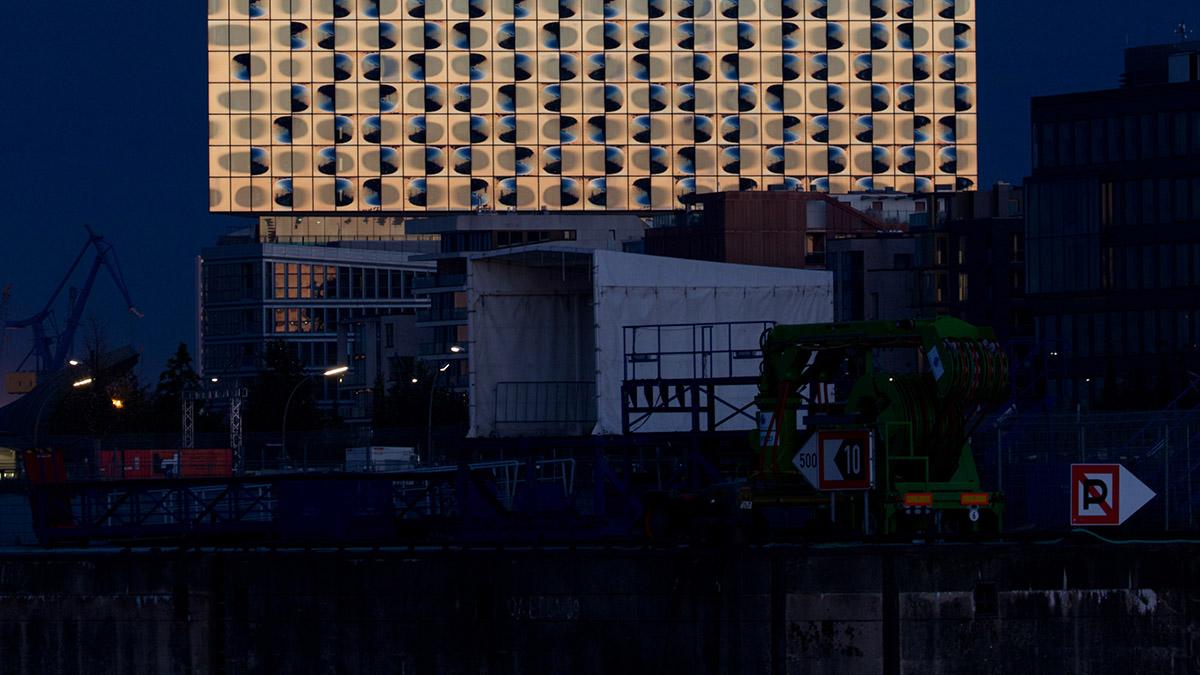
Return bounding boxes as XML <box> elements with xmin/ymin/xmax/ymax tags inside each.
<box><xmin>419</xmin><ymin>342</ymin><xmax>470</xmax><ymax>357</ymax></box>
<box><xmin>413</xmin><ymin>273</ymin><xmax>467</xmax><ymax>292</ymax></box>
<box><xmin>417</xmin><ymin>308</ymin><xmax>467</xmax><ymax>323</ymax></box>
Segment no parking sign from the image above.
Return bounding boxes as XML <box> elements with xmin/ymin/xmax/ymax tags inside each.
<box><xmin>1070</xmin><ymin>464</ymin><xmax>1155</xmax><ymax>526</ymax></box>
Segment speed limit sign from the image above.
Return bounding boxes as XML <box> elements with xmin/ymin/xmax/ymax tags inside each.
<box><xmin>792</xmin><ymin>430</ymin><xmax>874</xmax><ymax>491</ymax></box>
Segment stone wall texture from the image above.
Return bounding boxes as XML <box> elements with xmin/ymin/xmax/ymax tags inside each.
<box><xmin>0</xmin><ymin>542</ymin><xmax>1195</xmax><ymax>674</ymax></box>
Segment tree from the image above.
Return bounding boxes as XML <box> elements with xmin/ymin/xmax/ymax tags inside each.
<box><xmin>156</xmin><ymin>343</ymin><xmax>200</xmax><ymax>398</ymax></box>
<box><xmin>105</xmin><ymin>370</ymin><xmax>152</xmax><ymax>434</ymax></box>
<box><xmin>371</xmin><ymin>371</ymin><xmax>388</xmax><ymax>427</ymax></box>
<box><xmin>245</xmin><ymin>340</ymin><xmax>319</xmax><ymax>433</ymax></box>
<box><xmin>378</xmin><ymin>358</ymin><xmax>432</xmax><ymax>427</ymax></box>
<box><xmin>151</xmin><ymin>343</ymin><xmax>202</xmax><ymax>432</ymax></box>
<box><xmin>49</xmin><ymin>324</ymin><xmax>151</xmax><ymax>436</ymax></box>
<box><xmin>375</xmin><ymin>358</ymin><xmax>467</xmax><ymax>429</ymax></box>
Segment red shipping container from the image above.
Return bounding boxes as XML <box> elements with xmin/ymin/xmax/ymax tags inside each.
<box><xmin>23</xmin><ymin>450</ymin><xmax>67</xmax><ymax>485</ymax></box>
<box><xmin>98</xmin><ymin>449</ymin><xmax>232</xmax><ymax>479</ymax></box>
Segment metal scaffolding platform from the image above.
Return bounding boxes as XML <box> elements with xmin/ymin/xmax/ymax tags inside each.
<box><xmin>620</xmin><ymin>321</ymin><xmax>771</xmax><ymax>434</ymax></box>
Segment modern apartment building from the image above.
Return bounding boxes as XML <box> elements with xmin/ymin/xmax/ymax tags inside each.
<box><xmin>825</xmin><ymin>183</ymin><xmax>1024</xmax><ymax>329</ymax></box>
<box><xmin>207</xmin><ymin>0</ymin><xmax>978</xmax><ymax>217</ymax></box>
<box><xmin>1026</xmin><ymin>42</ymin><xmax>1200</xmax><ymax>408</ymax></box>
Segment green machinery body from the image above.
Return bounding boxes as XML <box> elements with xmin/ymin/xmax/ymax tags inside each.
<box><xmin>754</xmin><ymin>317</ymin><xmax>1009</xmax><ymax>534</ymax></box>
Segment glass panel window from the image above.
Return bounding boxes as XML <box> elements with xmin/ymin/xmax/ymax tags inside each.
<box><xmin>1106</xmin><ymin>117</ymin><xmax>1120</xmax><ymax>162</ymax></box>
<box><xmin>300</xmin><ymin>264</ymin><xmax>312</xmax><ymax>299</ymax></box>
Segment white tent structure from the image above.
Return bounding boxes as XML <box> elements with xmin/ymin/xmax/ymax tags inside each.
<box><xmin>467</xmin><ymin>247</ymin><xmax>832</xmax><ymax>437</ymax></box>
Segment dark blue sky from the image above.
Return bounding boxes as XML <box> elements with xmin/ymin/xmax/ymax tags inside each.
<box><xmin>0</xmin><ymin>1</ymin><xmax>1194</xmax><ymax>392</ymax></box>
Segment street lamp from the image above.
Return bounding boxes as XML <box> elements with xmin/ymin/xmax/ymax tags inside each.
<box><xmin>33</xmin><ymin>377</ymin><xmax>94</xmax><ymax>448</ymax></box>
<box><xmin>281</xmin><ymin>366</ymin><xmax>349</xmax><ymax>467</ymax></box>
<box><xmin>426</xmin><ymin>362</ymin><xmax>451</xmax><ymax>466</ymax></box>
<box><xmin>450</xmin><ymin>345</ymin><xmax>463</xmax><ymax>353</ymax></box>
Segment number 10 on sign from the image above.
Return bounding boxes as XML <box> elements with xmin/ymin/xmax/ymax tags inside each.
<box><xmin>819</xmin><ymin>431</ymin><xmax>874</xmax><ymax>490</ymax></box>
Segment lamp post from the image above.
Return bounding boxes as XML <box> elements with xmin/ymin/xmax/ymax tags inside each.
<box><xmin>32</xmin><ymin>376</ymin><xmax>94</xmax><ymax>449</ymax></box>
<box><xmin>281</xmin><ymin>365</ymin><xmax>348</xmax><ymax>468</ymax></box>
<box><xmin>423</xmin><ymin>344</ymin><xmax>463</xmax><ymax>466</ymax></box>
<box><xmin>426</xmin><ymin>362</ymin><xmax>451</xmax><ymax>466</ymax></box>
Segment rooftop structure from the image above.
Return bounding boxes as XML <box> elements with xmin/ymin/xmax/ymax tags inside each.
<box><xmin>644</xmin><ymin>190</ymin><xmax>894</xmax><ymax>268</ymax></box>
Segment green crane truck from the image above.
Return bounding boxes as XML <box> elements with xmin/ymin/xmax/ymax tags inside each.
<box><xmin>749</xmin><ymin>317</ymin><xmax>1009</xmax><ymax>536</ymax></box>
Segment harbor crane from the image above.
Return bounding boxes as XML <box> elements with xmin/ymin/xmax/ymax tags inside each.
<box><xmin>4</xmin><ymin>225</ymin><xmax>142</xmax><ymax>381</ymax></box>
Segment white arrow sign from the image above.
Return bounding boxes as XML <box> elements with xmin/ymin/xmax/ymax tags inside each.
<box><xmin>792</xmin><ymin>434</ymin><xmax>819</xmax><ymax>489</ymax></box>
<box><xmin>1116</xmin><ymin>465</ymin><xmax>1156</xmax><ymax>525</ymax></box>
<box><xmin>793</xmin><ymin>430</ymin><xmax>874</xmax><ymax>491</ymax></box>
<box><xmin>818</xmin><ymin>432</ymin><xmax>873</xmax><ymax>490</ymax></box>
<box><xmin>1070</xmin><ymin>463</ymin><xmax>1156</xmax><ymax>526</ymax></box>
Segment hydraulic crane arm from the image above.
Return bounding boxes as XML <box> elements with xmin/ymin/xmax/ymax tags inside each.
<box><xmin>758</xmin><ymin>318</ymin><xmax>1008</xmax><ymax>406</ymax></box>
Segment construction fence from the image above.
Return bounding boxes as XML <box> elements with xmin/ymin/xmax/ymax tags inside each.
<box><xmin>977</xmin><ymin>410</ymin><xmax>1200</xmax><ymax>533</ymax></box>
<box><xmin>9</xmin><ymin>412</ymin><xmax>1200</xmax><ymax>538</ymax></box>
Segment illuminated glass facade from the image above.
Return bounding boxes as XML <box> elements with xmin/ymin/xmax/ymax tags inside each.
<box><xmin>208</xmin><ymin>0</ymin><xmax>977</xmax><ymax>213</ymax></box>
<box><xmin>199</xmin><ymin>242</ymin><xmax>432</xmax><ymax>410</ymax></box>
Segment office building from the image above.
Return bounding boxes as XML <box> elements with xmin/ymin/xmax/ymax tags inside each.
<box><xmin>827</xmin><ymin>183</ymin><xmax>1024</xmax><ymax>332</ymax></box>
<box><xmin>207</xmin><ymin>0</ymin><xmax>978</xmax><ymax>216</ymax></box>
<box><xmin>198</xmin><ymin>241</ymin><xmax>433</xmax><ymax>413</ymax></box>
<box><xmin>258</xmin><ymin>214</ymin><xmax>440</xmax><ymax>244</ymax></box>
<box><xmin>827</xmin><ymin>233</ymin><xmax>917</xmax><ymax>321</ymax></box>
<box><xmin>337</xmin><ymin>312</ymin><xmax>420</xmax><ymax>421</ymax></box>
<box><xmin>918</xmin><ymin>183</ymin><xmax>1025</xmax><ymax>341</ymax></box>
<box><xmin>1026</xmin><ymin>43</ymin><xmax>1200</xmax><ymax>407</ymax></box>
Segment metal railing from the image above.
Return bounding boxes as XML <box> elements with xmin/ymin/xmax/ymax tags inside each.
<box><xmin>417</xmin><ymin>308</ymin><xmax>468</xmax><ymax>323</ymax></box>
<box><xmin>100</xmin><ymin>483</ymin><xmax>276</xmax><ymax>527</ymax></box>
<box><xmin>984</xmin><ymin>410</ymin><xmax>1200</xmax><ymax>532</ymax></box>
<box><xmin>420</xmin><ymin>341</ymin><xmax>470</xmax><ymax>356</ymax></box>
<box><xmin>623</xmin><ymin>321</ymin><xmax>773</xmax><ymax>383</ymax></box>
<box><xmin>392</xmin><ymin>458</ymin><xmax>576</xmax><ymax>519</ymax></box>
<box><xmin>394</xmin><ymin>460</ymin><xmax>522</xmax><ymax>515</ymax></box>
<box><xmin>413</xmin><ymin>273</ymin><xmax>467</xmax><ymax>290</ymax></box>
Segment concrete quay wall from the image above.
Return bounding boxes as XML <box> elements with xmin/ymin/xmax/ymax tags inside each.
<box><xmin>0</xmin><ymin>542</ymin><xmax>1194</xmax><ymax>674</ymax></box>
